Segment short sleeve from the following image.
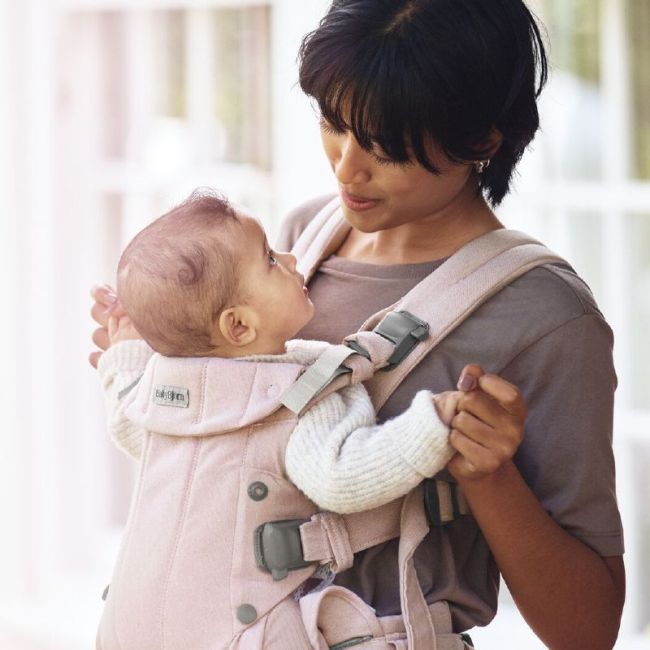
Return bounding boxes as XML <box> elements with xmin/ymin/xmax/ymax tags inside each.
<box><xmin>502</xmin><ymin>312</ymin><xmax>624</xmax><ymax>556</ymax></box>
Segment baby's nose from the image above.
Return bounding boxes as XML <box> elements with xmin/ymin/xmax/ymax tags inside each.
<box><xmin>280</xmin><ymin>251</ymin><xmax>297</xmax><ymax>271</ymax></box>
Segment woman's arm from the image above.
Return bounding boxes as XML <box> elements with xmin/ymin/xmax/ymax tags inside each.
<box><xmin>450</xmin><ymin>365</ymin><xmax>625</xmax><ymax>650</ymax></box>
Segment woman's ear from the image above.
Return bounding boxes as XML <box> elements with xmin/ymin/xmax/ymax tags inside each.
<box><xmin>217</xmin><ymin>306</ymin><xmax>258</xmax><ymax>347</ymax></box>
<box><xmin>479</xmin><ymin>127</ymin><xmax>504</xmax><ymax>158</ymax></box>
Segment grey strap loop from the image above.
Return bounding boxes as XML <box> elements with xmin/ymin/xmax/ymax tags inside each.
<box><xmin>424</xmin><ymin>480</ymin><xmax>469</xmax><ymax>526</ymax></box>
<box><xmin>280</xmin><ymin>344</ymin><xmax>358</xmax><ymax>414</ymax></box>
<box><xmin>281</xmin><ymin>311</ymin><xmax>430</xmax><ymax>415</ymax></box>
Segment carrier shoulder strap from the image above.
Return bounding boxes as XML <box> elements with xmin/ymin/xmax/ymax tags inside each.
<box><xmin>292</xmin><ymin>201</ymin><xmax>566</xmax><ymax>413</ymax></box>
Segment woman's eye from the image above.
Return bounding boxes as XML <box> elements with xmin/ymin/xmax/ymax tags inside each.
<box><xmin>371</xmin><ymin>152</ymin><xmax>398</xmax><ymax>166</ymax></box>
<box><xmin>371</xmin><ymin>150</ymin><xmax>413</xmax><ymax>168</ymax></box>
<box><xmin>319</xmin><ymin>117</ymin><xmax>345</xmax><ymax>135</ymax></box>
<box><xmin>268</xmin><ymin>251</ymin><xmax>278</xmax><ymax>266</ymax></box>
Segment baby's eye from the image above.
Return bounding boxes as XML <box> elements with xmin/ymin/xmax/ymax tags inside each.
<box><xmin>268</xmin><ymin>250</ymin><xmax>278</xmax><ymax>266</ymax></box>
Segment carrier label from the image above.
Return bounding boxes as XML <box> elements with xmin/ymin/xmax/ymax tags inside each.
<box><xmin>152</xmin><ymin>385</ymin><xmax>190</xmax><ymax>408</ymax></box>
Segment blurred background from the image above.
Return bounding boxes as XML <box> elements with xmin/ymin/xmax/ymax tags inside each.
<box><xmin>0</xmin><ymin>0</ymin><xmax>648</xmax><ymax>648</ymax></box>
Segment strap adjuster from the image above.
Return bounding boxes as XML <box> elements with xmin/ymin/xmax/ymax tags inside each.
<box><xmin>254</xmin><ymin>519</ymin><xmax>313</xmax><ymax>581</ymax></box>
<box><xmin>424</xmin><ymin>479</ymin><xmax>466</xmax><ymax>526</ymax></box>
<box><xmin>373</xmin><ymin>311</ymin><xmax>429</xmax><ymax>370</ymax></box>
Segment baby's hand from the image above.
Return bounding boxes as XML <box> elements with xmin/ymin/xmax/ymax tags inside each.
<box><xmin>108</xmin><ymin>313</ymin><xmax>142</xmax><ymax>346</ymax></box>
<box><xmin>432</xmin><ymin>391</ymin><xmax>462</xmax><ymax>425</ymax></box>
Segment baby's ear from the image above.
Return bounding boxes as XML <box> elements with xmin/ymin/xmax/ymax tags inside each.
<box><xmin>217</xmin><ymin>306</ymin><xmax>258</xmax><ymax>347</ymax></box>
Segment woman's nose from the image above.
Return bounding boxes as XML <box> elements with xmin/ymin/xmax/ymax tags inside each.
<box><xmin>332</xmin><ymin>133</ymin><xmax>372</xmax><ymax>185</ymax></box>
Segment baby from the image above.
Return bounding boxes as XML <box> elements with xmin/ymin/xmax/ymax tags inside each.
<box><xmin>96</xmin><ymin>189</ymin><xmax>462</xmax><ymax>649</ymax></box>
<box><xmin>102</xmin><ymin>189</ymin><xmax>461</xmax><ymax>508</ymax></box>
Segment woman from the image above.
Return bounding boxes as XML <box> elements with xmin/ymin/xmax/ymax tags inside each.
<box><xmin>91</xmin><ymin>0</ymin><xmax>625</xmax><ymax>647</ymax></box>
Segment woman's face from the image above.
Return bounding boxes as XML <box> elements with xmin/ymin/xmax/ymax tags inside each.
<box><xmin>320</xmin><ymin>121</ymin><xmax>477</xmax><ymax>233</ymax></box>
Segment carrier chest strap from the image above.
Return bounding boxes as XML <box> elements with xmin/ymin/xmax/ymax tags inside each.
<box><xmin>256</xmin><ymin>482</ymin><xmax>468</xmax><ymax>579</ymax></box>
<box><xmin>300</xmin><ymin>482</ymin><xmax>469</xmax><ymax>571</ymax></box>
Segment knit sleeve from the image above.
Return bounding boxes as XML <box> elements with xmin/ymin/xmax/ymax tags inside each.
<box><xmin>97</xmin><ymin>340</ymin><xmax>154</xmax><ymax>459</ymax></box>
<box><xmin>285</xmin><ymin>384</ymin><xmax>454</xmax><ymax>513</ymax></box>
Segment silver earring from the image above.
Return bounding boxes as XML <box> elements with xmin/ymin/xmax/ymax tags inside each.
<box><xmin>475</xmin><ymin>159</ymin><xmax>491</xmax><ymax>174</ymax></box>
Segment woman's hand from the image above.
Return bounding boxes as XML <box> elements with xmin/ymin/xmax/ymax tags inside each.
<box><xmin>89</xmin><ymin>284</ymin><xmax>133</xmax><ymax>368</ymax></box>
<box><xmin>447</xmin><ymin>364</ymin><xmax>528</xmax><ymax>483</ymax></box>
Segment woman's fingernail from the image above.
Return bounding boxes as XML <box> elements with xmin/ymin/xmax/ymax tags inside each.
<box><xmin>458</xmin><ymin>374</ymin><xmax>476</xmax><ymax>392</ymax></box>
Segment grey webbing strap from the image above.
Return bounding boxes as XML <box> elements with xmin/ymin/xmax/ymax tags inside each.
<box><xmin>280</xmin><ymin>345</ymin><xmax>358</xmax><ymax>414</ymax></box>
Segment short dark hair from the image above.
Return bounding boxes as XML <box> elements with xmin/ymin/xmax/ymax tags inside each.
<box><xmin>117</xmin><ymin>189</ymin><xmax>241</xmax><ymax>356</ymax></box>
<box><xmin>299</xmin><ymin>0</ymin><xmax>548</xmax><ymax>206</ymax></box>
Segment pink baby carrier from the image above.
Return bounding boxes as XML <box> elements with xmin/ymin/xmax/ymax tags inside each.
<box><xmin>97</xmin><ymin>198</ymin><xmax>566</xmax><ymax>650</ymax></box>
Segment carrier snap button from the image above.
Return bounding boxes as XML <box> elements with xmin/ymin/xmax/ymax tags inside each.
<box><xmin>248</xmin><ymin>481</ymin><xmax>268</xmax><ymax>501</ymax></box>
<box><xmin>236</xmin><ymin>603</ymin><xmax>257</xmax><ymax>624</ymax></box>
<box><xmin>266</xmin><ymin>383</ymin><xmax>279</xmax><ymax>398</ymax></box>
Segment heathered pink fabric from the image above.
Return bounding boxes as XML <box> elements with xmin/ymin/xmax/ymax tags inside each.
<box><xmin>97</xmin><ymin>354</ymin><xmax>320</xmax><ymax>649</ymax></box>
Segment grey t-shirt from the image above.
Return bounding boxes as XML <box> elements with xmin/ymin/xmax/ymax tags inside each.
<box><xmin>276</xmin><ymin>195</ymin><xmax>624</xmax><ymax>631</ymax></box>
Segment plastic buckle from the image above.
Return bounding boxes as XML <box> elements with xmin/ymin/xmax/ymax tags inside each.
<box><xmin>254</xmin><ymin>519</ymin><xmax>312</xmax><ymax>581</ymax></box>
<box><xmin>374</xmin><ymin>311</ymin><xmax>429</xmax><ymax>370</ymax></box>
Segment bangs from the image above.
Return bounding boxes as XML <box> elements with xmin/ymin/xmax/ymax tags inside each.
<box><xmin>299</xmin><ymin>28</ymin><xmax>443</xmax><ymax>173</ymax></box>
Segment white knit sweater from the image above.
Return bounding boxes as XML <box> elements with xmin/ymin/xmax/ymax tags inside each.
<box><xmin>98</xmin><ymin>339</ymin><xmax>455</xmax><ymax>514</ymax></box>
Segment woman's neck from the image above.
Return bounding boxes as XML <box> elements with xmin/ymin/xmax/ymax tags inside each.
<box><xmin>336</xmin><ymin>192</ymin><xmax>503</xmax><ymax>265</ymax></box>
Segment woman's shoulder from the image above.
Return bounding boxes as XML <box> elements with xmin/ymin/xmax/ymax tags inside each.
<box><xmin>275</xmin><ymin>193</ymin><xmax>337</xmax><ymax>251</ymax></box>
<box><xmin>453</xmin><ymin>260</ymin><xmax>613</xmax><ymax>379</ymax></box>
<box><xmin>507</xmin><ymin>261</ymin><xmax>606</xmax><ymax>325</ymax></box>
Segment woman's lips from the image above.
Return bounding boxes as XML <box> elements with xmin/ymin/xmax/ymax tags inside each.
<box><xmin>341</xmin><ymin>189</ymin><xmax>380</xmax><ymax>212</ymax></box>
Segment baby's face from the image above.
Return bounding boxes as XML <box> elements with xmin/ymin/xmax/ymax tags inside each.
<box><xmin>234</xmin><ymin>215</ymin><xmax>315</xmax><ymax>351</ymax></box>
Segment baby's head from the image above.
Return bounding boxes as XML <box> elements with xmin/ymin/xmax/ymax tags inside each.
<box><xmin>117</xmin><ymin>189</ymin><xmax>314</xmax><ymax>357</ymax></box>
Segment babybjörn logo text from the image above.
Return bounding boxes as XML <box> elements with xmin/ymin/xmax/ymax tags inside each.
<box><xmin>153</xmin><ymin>385</ymin><xmax>190</xmax><ymax>408</ymax></box>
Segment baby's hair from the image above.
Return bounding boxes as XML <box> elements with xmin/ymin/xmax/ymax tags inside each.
<box><xmin>117</xmin><ymin>189</ymin><xmax>241</xmax><ymax>356</ymax></box>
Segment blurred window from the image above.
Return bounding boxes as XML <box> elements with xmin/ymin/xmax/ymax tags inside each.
<box><xmin>498</xmin><ymin>0</ymin><xmax>650</xmax><ymax>637</ymax></box>
<box><xmin>628</xmin><ymin>0</ymin><xmax>650</xmax><ymax>180</ymax></box>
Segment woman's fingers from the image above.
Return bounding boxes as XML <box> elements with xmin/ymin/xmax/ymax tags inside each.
<box><xmin>449</xmin><ymin>428</ymin><xmax>500</xmax><ymax>475</ymax></box>
<box><xmin>455</xmin><ymin>389</ymin><xmax>524</xmax><ymax>447</ymax></box>
<box><xmin>450</xmin><ymin>410</ymin><xmax>520</xmax><ymax>464</ymax></box>
<box><xmin>90</xmin><ymin>285</ymin><xmax>125</xmax><ymax>327</ymax></box>
<box><xmin>90</xmin><ymin>284</ymin><xmax>117</xmax><ymax>306</ymax></box>
<box><xmin>448</xmin><ymin>365</ymin><xmax>528</xmax><ymax>482</ymax></box>
<box><xmin>475</xmin><ymin>374</ymin><xmax>528</xmax><ymax>419</ymax></box>
<box><xmin>92</xmin><ymin>326</ymin><xmax>110</xmax><ymax>351</ymax></box>
<box><xmin>88</xmin><ymin>350</ymin><xmax>102</xmax><ymax>369</ymax></box>
<box><xmin>457</xmin><ymin>363</ymin><xmax>485</xmax><ymax>392</ymax></box>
